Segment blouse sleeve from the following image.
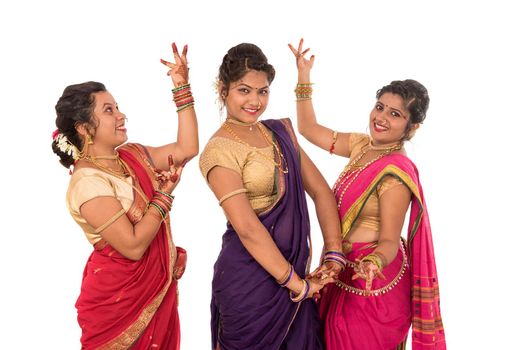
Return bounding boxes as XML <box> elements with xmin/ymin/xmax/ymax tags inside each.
<box><xmin>68</xmin><ymin>173</ymin><xmax>117</xmax><ymax>214</ymax></box>
<box><xmin>377</xmin><ymin>175</ymin><xmax>407</xmax><ymax>197</ymax></box>
<box><xmin>199</xmin><ymin>138</ymin><xmax>243</xmax><ymax>181</ymax></box>
<box><xmin>348</xmin><ymin>133</ymin><xmax>370</xmax><ymax>158</ymax></box>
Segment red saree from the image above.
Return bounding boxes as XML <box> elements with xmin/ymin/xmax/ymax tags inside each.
<box><xmin>320</xmin><ymin>153</ymin><xmax>446</xmax><ymax>349</ymax></box>
<box><xmin>75</xmin><ymin>143</ymin><xmax>181</xmax><ymax>350</ymax></box>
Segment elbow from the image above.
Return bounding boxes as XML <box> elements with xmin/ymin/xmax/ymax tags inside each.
<box><xmin>231</xmin><ymin>219</ymin><xmax>259</xmax><ymax>242</ymax></box>
<box><xmin>121</xmin><ymin>246</ymin><xmax>148</xmax><ymax>261</ymax></box>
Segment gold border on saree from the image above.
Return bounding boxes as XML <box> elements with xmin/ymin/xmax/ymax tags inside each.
<box><xmin>336</xmin><ymin>241</ymin><xmax>408</xmax><ymax>297</ymax></box>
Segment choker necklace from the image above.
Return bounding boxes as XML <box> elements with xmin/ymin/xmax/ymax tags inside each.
<box><xmin>91</xmin><ymin>152</ymin><xmax>119</xmax><ymax>160</ymax></box>
<box><xmin>368</xmin><ymin>140</ymin><xmax>403</xmax><ymax>151</ymax></box>
<box><xmin>226</xmin><ymin>118</ymin><xmax>259</xmax><ymax>131</ymax></box>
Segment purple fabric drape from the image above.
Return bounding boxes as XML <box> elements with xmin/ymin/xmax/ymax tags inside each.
<box><xmin>210</xmin><ymin>119</ymin><xmax>323</xmax><ymax>350</ymax></box>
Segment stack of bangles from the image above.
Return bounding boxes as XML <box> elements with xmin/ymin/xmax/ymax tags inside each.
<box><xmin>172</xmin><ymin>83</ymin><xmax>195</xmax><ymax>113</ymax></box>
<box><xmin>322</xmin><ymin>250</ymin><xmax>347</xmax><ymax>270</ymax></box>
<box><xmin>148</xmin><ymin>190</ymin><xmax>174</xmax><ymax>220</ymax></box>
<box><xmin>294</xmin><ymin>83</ymin><xmax>313</xmax><ymax>101</ymax></box>
<box><xmin>360</xmin><ymin>252</ymin><xmax>386</xmax><ymax>271</ymax></box>
<box><xmin>276</xmin><ymin>263</ymin><xmax>309</xmax><ymax>303</ymax></box>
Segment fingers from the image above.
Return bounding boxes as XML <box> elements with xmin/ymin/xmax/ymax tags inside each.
<box><xmin>288</xmin><ymin>43</ymin><xmax>298</xmax><ymax>55</ymax></box>
<box><xmin>160</xmin><ymin>58</ymin><xmax>176</xmax><ymax>69</ymax></box>
<box><xmin>172</xmin><ymin>42</ymin><xmax>179</xmax><ymax>56</ymax></box>
<box><xmin>297</xmin><ymin>38</ymin><xmax>303</xmax><ymax>52</ymax></box>
<box><xmin>182</xmin><ymin>44</ymin><xmax>188</xmax><ymax>57</ymax></box>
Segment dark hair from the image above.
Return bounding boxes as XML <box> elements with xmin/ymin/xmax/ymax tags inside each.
<box><xmin>52</xmin><ymin>81</ymin><xmax>106</xmax><ymax>168</ymax></box>
<box><xmin>218</xmin><ymin>43</ymin><xmax>275</xmax><ymax>98</ymax></box>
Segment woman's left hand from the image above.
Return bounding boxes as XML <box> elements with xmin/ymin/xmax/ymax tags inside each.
<box><xmin>160</xmin><ymin>42</ymin><xmax>189</xmax><ymax>87</ymax></box>
<box><xmin>288</xmin><ymin>38</ymin><xmax>315</xmax><ymax>73</ymax></box>
<box><xmin>352</xmin><ymin>259</ymin><xmax>386</xmax><ymax>292</ymax></box>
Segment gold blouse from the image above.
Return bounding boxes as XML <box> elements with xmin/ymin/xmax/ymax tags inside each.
<box><xmin>347</xmin><ymin>133</ymin><xmax>405</xmax><ymax>232</ymax></box>
<box><xmin>199</xmin><ymin>136</ymin><xmax>277</xmax><ymax>213</ymax></box>
<box><xmin>66</xmin><ymin>168</ymin><xmax>133</xmax><ymax>245</ymax></box>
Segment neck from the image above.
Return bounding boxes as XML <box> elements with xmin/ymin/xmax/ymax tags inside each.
<box><xmin>226</xmin><ymin>118</ymin><xmax>259</xmax><ymax>127</ymax></box>
<box><xmin>368</xmin><ymin>139</ymin><xmax>403</xmax><ymax>151</ymax></box>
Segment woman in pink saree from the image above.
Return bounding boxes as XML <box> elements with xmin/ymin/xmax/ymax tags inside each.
<box><xmin>289</xmin><ymin>39</ymin><xmax>446</xmax><ymax>349</ymax></box>
<box><xmin>52</xmin><ymin>43</ymin><xmax>198</xmax><ymax>349</ymax></box>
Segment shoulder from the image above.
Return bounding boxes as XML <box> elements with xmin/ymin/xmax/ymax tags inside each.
<box><xmin>199</xmin><ymin>137</ymin><xmax>248</xmax><ymax>180</ymax></box>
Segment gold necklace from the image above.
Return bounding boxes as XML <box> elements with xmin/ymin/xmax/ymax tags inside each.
<box><xmin>333</xmin><ymin>144</ymin><xmax>402</xmax><ymax>209</ymax></box>
<box><xmin>222</xmin><ymin>122</ymin><xmax>289</xmax><ymax>173</ymax></box>
<box><xmin>226</xmin><ymin>118</ymin><xmax>258</xmax><ymax>131</ymax></box>
<box><xmin>83</xmin><ymin>155</ymin><xmax>129</xmax><ymax>179</ymax></box>
<box><xmin>368</xmin><ymin>140</ymin><xmax>403</xmax><ymax>151</ymax></box>
<box><xmin>91</xmin><ymin>152</ymin><xmax>119</xmax><ymax>160</ymax></box>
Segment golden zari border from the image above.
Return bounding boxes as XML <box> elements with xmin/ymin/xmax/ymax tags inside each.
<box><xmin>340</xmin><ymin>164</ymin><xmax>422</xmax><ymax>240</ymax></box>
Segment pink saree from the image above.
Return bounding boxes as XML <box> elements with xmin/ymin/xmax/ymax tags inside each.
<box><xmin>320</xmin><ymin>153</ymin><xmax>446</xmax><ymax>350</ymax></box>
<box><xmin>75</xmin><ymin>143</ymin><xmax>181</xmax><ymax>350</ymax></box>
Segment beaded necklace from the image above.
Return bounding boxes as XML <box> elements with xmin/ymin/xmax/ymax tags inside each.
<box><xmin>222</xmin><ymin>121</ymin><xmax>289</xmax><ymax>173</ymax></box>
<box><xmin>333</xmin><ymin>143</ymin><xmax>402</xmax><ymax>210</ymax></box>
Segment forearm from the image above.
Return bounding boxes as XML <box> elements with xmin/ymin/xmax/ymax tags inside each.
<box><xmin>312</xmin><ymin>188</ymin><xmax>342</xmax><ymax>251</ymax></box>
<box><xmin>373</xmin><ymin>238</ymin><xmax>400</xmax><ymax>267</ymax></box>
<box><xmin>174</xmin><ymin>105</ymin><xmax>199</xmax><ymax>160</ymax></box>
<box><xmin>234</xmin><ymin>220</ymin><xmax>305</xmax><ymax>294</ymax></box>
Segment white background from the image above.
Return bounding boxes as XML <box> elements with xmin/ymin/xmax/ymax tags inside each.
<box><xmin>1</xmin><ymin>0</ymin><xmax>521</xmax><ymax>348</ymax></box>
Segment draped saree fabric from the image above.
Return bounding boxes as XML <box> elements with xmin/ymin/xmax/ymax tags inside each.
<box><xmin>320</xmin><ymin>153</ymin><xmax>445</xmax><ymax>350</ymax></box>
<box><xmin>210</xmin><ymin>119</ymin><xmax>323</xmax><ymax>350</ymax></box>
<box><xmin>75</xmin><ymin>144</ymin><xmax>180</xmax><ymax>350</ymax></box>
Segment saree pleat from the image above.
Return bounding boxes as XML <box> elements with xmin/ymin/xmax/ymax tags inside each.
<box><xmin>210</xmin><ymin>119</ymin><xmax>323</xmax><ymax>350</ymax></box>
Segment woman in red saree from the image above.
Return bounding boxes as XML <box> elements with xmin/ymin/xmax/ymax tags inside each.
<box><xmin>289</xmin><ymin>39</ymin><xmax>446</xmax><ymax>349</ymax></box>
<box><xmin>51</xmin><ymin>42</ymin><xmax>198</xmax><ymax>349</ymax></box>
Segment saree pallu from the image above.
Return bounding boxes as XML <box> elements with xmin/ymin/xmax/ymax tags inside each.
<box><xmin>321</xmin><ymin>154</ymin><xmax>446</xmax><ymax>350</ymax></box>
<box><xmin>76</xmin><ymin>143</ymin><xmax>180</xmax><ymax>350</ymax></box>
<box><xmin>211</xmin><ymin>119</ymin><xmax>323</xmax><ymax>350</ymax></box>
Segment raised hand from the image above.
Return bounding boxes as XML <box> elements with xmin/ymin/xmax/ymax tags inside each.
<box><xmin>160</xmin><ymin>42</ymin><xmax>189</xmax><ymax>86</ymax></box>
<box><xmin>288</xmin><ymin>38</ymin><xmax>315</xmax><ymax>73</ymax></box>
<box><xmin>154</xmin><ymin>154</ymin><xmax>184</xmax><ymax>193</ymax></box>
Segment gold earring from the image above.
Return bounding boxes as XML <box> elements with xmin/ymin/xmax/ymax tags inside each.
<box><xmin>87</xmin><ymin>134</ymin><xmax>94</xmax><ymax>145</ymax></box>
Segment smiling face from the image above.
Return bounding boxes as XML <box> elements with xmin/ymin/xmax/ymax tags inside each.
<box><xmin>89</xmin><ymin>91</ymin><xmax>128</xmax><ymax>151</ymax></box>
<box><xmin>223</xmin><ymin>70</ymin><xmax>270</xmax><ymax>124</ymax></box>
<box><xmin>369</xmin><ymin>92</ymin><xmax>414</xmax><ymax>146</ymax></box>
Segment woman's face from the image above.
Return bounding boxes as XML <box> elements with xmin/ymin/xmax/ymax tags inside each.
<box><xmin>223</xmin><ymin>70</ymin><xmax>270</xmax><ymax>123</ymax></box>
<box><xmin>369</xmin><ymin>92</ymin><xmax>413</xmax><ymax>145</ymax></box>
<box><xmin>90</xmin><ymin>91</ymin><xmax>128</xmax><ymax>149</ymax></box>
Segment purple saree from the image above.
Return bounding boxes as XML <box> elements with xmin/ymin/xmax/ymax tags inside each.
<box><xmin>210</xmin><ymin>119</ymin><xmax>323</xmax><ymax>350</ymax></box>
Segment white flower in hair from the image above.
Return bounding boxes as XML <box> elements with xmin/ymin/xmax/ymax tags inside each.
<box><xmin>55</xmin><ymin>133</ymin><xmax>80</xmax><ymax>160</ymax></box>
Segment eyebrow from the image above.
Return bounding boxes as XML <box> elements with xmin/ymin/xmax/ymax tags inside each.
<box><xmin>234</xmin><ymin>83</ymin><xmax>269</xmax><ymax>90</ymax></box>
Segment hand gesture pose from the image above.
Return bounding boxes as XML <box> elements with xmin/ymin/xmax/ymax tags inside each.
<box><xmin>154</xmin><ymin>154</ymin><xmax>184</xmax><ymax>193</ymax></box>
<box><xmin>161</xmin><ymin>42</ymin><xmax>189</xmax><ymax>86</ymax></box>
<box><xmin>352</xmin><ymin>258</ymin><xmax>386</xmax><ymax>295</ymax></box>
<box><xmin>288</xmin><ymin>38</ymin><xmax>315</xmax><ymax>74</ymax></box>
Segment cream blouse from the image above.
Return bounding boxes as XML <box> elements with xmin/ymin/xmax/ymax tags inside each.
<box><xmin>66</xmin><ymin>168</ymin><xmax>133</xmax><ymax>245</ymax></box>
<box><xmin>199</xmin><ymin>136</ymin><xmax>277</xmax><ymax>213</ymax></box>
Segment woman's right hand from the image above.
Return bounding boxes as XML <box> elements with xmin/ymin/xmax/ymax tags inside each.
<box><xmin>306</xmin><ymin>274</ymin><xmax>334</xmax><ymax>299</ymax></box>
<box><xmin>154</xmin><ymin>154</ymin><xmax>184</xmax><ymax>194</ymax></box>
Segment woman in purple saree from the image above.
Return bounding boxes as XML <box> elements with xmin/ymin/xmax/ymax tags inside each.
<box><xmin>199</xmin><ymin>43</ymin><xmax>342</xmax><ymax>350</ymax></box>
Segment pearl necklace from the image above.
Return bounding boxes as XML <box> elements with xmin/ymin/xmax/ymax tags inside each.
<box><xmin>333</xmin><ymin>143</ymin><xmax>402</xmax><ymax>210</ymax></box>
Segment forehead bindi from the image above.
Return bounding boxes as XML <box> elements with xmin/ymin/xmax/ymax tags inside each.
<box><xmin>378</xmin><ymin>93</ymin><xmax>407</xmax><ymax>114</ymax></box>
